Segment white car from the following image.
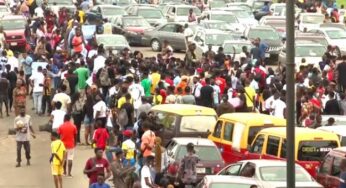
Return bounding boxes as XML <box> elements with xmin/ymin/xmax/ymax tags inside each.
<box><xmin>217</xmin><ymin>160</ymin><xmax>323</xmax><ymax>188</ymax></box>
<box><xmin>95</xmin><ymin>34</ymin><xmax>131</xmax><ymax>55</ymax></box>
<box><xmin>278</xmin><ymin>41</ymin><xmax>326</xmax><ymax>69</ymax></box>
<box><xmin>197</xmin><ymin>175</ymin><xmax>261</xmax><ymax>188</ymax></box>
<box><xmin>317</xmin><ymin>126</ymin><xmax>346</xmax><ymax>146</ymax></box>
<box><xmin>223</xmin><ymin>40</ymin><xmax>253</xmax><ymax>62</ymax></box>
<box><xmin>200</xmin><ymin>10</ymin><xmax>245</xmax><ymax>34</ymax></box>
<box><xmin>193</xmin><ymin>29</ymin><xmax>234</xmax><ymax>59</ymax></box>
<box><xmin>308</xmin><ymin>27</ymin><xmax>346</xmax><ymax>57</ymax></box>
<box><xmin>163</xmin><ymin>4</ymin><xmax>201</xmax><ymax>22</ymax></box>
<box><xmin>216</xmin><ymin>7</ymin><xmax>258</xmax><ymax>27</ymax></box>
<box><xmin>270</xmin><ymin>3</ymin><xmax>301</xmax><ymax>16</ymax></box>
<box><xmin>297</xmin><ymin>12</ymin><xmax>324</xmax><ymax>32</ymax></box>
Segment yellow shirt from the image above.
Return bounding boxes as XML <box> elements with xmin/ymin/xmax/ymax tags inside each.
<box><xmin>244</xmin><ymin>86</ymin><xmax>256</xmax><ymax>108</ymax></box>
<box><xmin>117</xmin><ymin>97</ymin><xmax>133</xmax><ymax>109</ymax></box>
<box><xmin>78</xmin><ymin>10</ymin><xmax>85</xmax><ymax>24</ymax></box>
<box><xmin>6</xmin><ymin>49</ymin><xmax>13</xmax><ymax>57</ymax></box>
<box><xmin>121</xmin><ymin>139</ymin><xmax>136</xmax><ymax>160</ymax></box>
<box><xmin>150</xmin><ymin>72</ymin><xmax>161</xmax><ymax>94</ymax></box>
<box><xmin>51</xmin><ymin>140</ymin><xmax>66</xmax><ymax>165</ymax></box>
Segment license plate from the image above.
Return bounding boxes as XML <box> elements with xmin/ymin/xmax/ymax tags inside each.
<box><xmin>265</xmin><ymin>53</ymin><xmax>270</xmax><ymax>58</ymax></box>
<box><xmin>11</xmin><ymin>42</ymin><xmax>17</xmax><ymax>46</ymax></box>
<box><xmin>196</xmin><ymin>168</ymin><xmax>206</xmax><ymax>174</ymax></box>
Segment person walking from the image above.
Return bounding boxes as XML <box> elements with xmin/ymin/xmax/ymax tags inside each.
<box><xmin>14</xmin><ymin>107</ymin><xmax>35</xmax><ymax>167</ymax></box>
<box><xmin>111</xmin><ymin>149</ymin><xmax>136</xmax><ymax>188</ymax></box>
<box><xmin>57</xmin><ymin>114</ymin><xmax>77</xmax><ymax>178</ymax></box>
<box><xmin>84</xmin><ymin>148</ymin><xmax>111</xmax><ymax>185</ymax></box>
<box><xmin>29</xmin><ymin>66</ymin><xmax>44</xmax><ymax>115</ymax></box>
<box><xmin>42</xmin><ymin>68</ymin><xmax>52</xmax><ymax>115</ymax></box>
<box><xmin>50</xmin><ymin>132</ymin><xmax>66</xmax><ymax>188</ymax></box>
<box><xmin>71</xmin><ymin>92</ymin><xmax>86</xmax><ymax>143</ymax></box>
<box><xmin>177</xmin><ymin>143</ymin><xmax>199</xmax><ymax>188</ymax></box>
<box><xmin>13</xmin><ymin>79</ymin><xmax>27</xmax><ymax>116</ymax></box>
<box><xmin>141</xmin><ymin>155</ymin><xmax>158</xmax><ymax>188</ymax></box>
<box><xmin>0</xmin><ymin>72</ymin><xmax>9</xmax><ymax>117</ymax></box>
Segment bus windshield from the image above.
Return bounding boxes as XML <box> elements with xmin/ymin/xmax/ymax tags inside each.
<box><xmin>298</xmin><ymin>140</ymin><xmax>338</xmax><ymax>161</ymax></box>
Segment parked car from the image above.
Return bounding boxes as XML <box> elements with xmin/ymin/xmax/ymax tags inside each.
<box><xmin>88</xmin><ymin>5</ymin><xmax>127</xmax><ymax>20</ymax></box>
<box><xmin>107</xmin><ymin>0</ymin><xmax>138</xmax><ymax>7</ymax></box>
<box><xmin>200</xmin><ymin>10</ymin><xmax>245</xmax><ymax>35</ymax></box>
<box><xmin>218</xmin><ymin>160</ymin><xmax>323</xmax><ymax>188</ymax></box>
<box><xmin>259</xmin><ymin>16</ymin><xmax>285</xmax><ymax>25</ymax></box>
<box><xmin>0</xmin><ymin>15</ymin><xmax>27</xmax><ymax>49</ymax></box>
<box><xmin>246</xmin><ymin>127</ymin><xmax>340</xmax><ymax>178</ymax></box>
<box><xmin>193</xmin><ymin>29</ymin><xmax>235</xmax><ymax>59</ymax></box>
<box><xmin>308</xmin><ymin>27</ymin><xmax>346</xmax><ymax>58</ymax></box>
<box><xmin>95</xmin><ymin>34</ymin><xmax>130</xmax><ymax>55</ymax></box>
<box><xmin>126</xmin><ymin>5</ymin><xmax>167</xmax><ymax>26</ymax></box>
<box><xmin>223</xmin><ymin>40</ymin><xmax>254</xmax><ymax>62</ymax></box>
<box><xmin>297</xmin><ymin>12</ymin><xmax>324</xmax><ymax>32</ymax></box>
<box><xmin>269</xmin><ymin>3</ymin><xmax>301</xmax><ymax>16</ymax></box>
<box><xmin>295</xmin><ymin>31</ymin><xmax>329</xmax><ymax>47</ymax></box>
<box><xmin>151</xmin><ymin>104</ymin><xmax>217</xmax><ymax>145</ymax></box>
<box><xmin>226</xmin><ymin>2</ymin><xmax>253</xmax><ymax>15</ymax></box>
<box><xmin>47</xmin><ymin>0</ymin><xmax>75</xmax><ymax>17</ymax></box>
<box><xmin>111</xmin><ymin>15</ymin><xmax>153</xmax><ymax>45</ymax></box>
<box><xmin>208</xmin><ymin>113</ymin><xmax>286</xmax><ymax>164</ymax></box>
<box><xmin>316</xmin><ymin>147</ymin><xmax>346</xmax><ymax>188</ymax></box>
<box><xmin>321</xmin><ymin>115</ymin><xmax>346</xmax><ymax>126</ymax></box>
<box><xmin>260</xmin><ymin>18</ymin><xmax>286</xmax><ymax>38</ymax></box>
<box><xmin>166</xmin><ymin>138</ymin><xmax>225</xmax><ymax>181</ymax></box>
<box><xmin>278</xmin><ymin>41</ymin><xmax>326</xmax><ymax>68</ymax></box>
<box><xmin>142</xmin><ymin>22</ymin><xmax>197</xmax><ymax>51</ymax></box>
<box><xmin>197</xmin><ymin>175</ymin><xmax>261</xmax><ymax>188</ymax></box>
<box><xmin>162</xmin><ymin>4</ymin><xmax>201</xmax><ymax>22</ymax></box>
<box><xmin>216</xmin><ymin>7</ymin><xmax>258</xmax><ymax>27</ymax></box>
<box><xmin>243</xmin><ymin>25</ymin><xmax>283</xmax><ymax>61</ymax></box>
<box><xmin>0</xmin><ymin>6</ymin><xmax>10</xmax><ymax>17</ymax></box>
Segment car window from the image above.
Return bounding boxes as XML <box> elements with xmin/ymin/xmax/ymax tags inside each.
<box><xmin>320</xmin><ymin>155</ymin><xmax>333</xmax><ymax>174</ymax></box>
<box><xmin>160</xmin><ymin>24</ymin><xmax>176</xmax><ymax>32</ymax></box>
<box><xmin>332</xmin><ymin>156</ymin><xmax>342</xmax><ymax>176</ymax></box>
<box><xmin>223</xmin><ymin>122</ymin><xmax>234</xmax><ymax>142</ymax></box>
<box><xmin>280</xmin><ymin>139</ymin><xmax>287</xmax><ymax>158</ymax></box>
<box><xmin>155</xmin><ymin>112</ymin><xmax>177</xmax><ymax>131</ymax></box>
<box><xmin>266</xmin><ymin>136</ymin><xmax>280</xmax><ymax>156</ymax></box>
<box><xmin>212</xmin><ymin>121</ymin><xmax>223</xmax><ymax>138</ymax></box>
<box><xmin>250</xmin><ymin>134</ymin><xmax>265</xmax><ymax>153</ymax></box>
<box><xmin>166</xmin><ymin>141</ymin><xmax>178</xmax><ymax>157</ymax></box>
<box><xmin>194</xmin><ymin>31</ymin><xmax>204</xmax><ymax>43</ymax></box>
<box><xmin>220</xmin><ymin>164</ymin><xmax>242</xmax><ymax>175</ymax></box>
<box><xmin>298</xmin><ymin>140</ymin><xmax>338</xmax><ymax>161</ymax></box>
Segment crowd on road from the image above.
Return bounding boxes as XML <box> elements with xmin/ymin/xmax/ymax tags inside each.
<box><xmin>1</xmin><ymin>0</ymin><xmax>346</xmax><ymax>188</ymax></box>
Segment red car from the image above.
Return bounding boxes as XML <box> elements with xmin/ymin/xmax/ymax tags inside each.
<box><xmin>0</xmin><ymin>15</ymin><xmax>27</xmax><ymax>49</ymax></box>
<box><xmin>316</xmin><ymin>147</ymin><xmax>346</xmax><ymax>188</ymax></box>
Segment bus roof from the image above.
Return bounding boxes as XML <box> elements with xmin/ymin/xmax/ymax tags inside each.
<box><xmin>151</xmin><ymin>104</ymin><xmax>217</xmax><ymax>116</ymax></box>
<box><xmin>219</xmin><ymin>113</ymin><xmax>286</xmax><ymax>126</ymax></box>
<box><xmin>259</xmin><ymin>127</ymin><xmax>340</xmax><ymax>140</ymax></box>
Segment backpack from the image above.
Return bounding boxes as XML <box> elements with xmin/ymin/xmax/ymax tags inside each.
<box><xmin>118</xmin><ymin>108</ymin><xmax>128</xmax><ymax>128</ymax></box>
<box><xmin>99</xmin><ymin>68</ymin><xmax>111</xmax><ymax>87</ymax></box>
<box><xmin>62</xmin><ymin>79</ymin><xmax>71</xmax><ymax>95</ymax></box>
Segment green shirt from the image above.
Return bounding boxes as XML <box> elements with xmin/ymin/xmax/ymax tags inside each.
<box><xmin>74</xmin><ymin>67</ymin><xmax>89</xmax><ymax>90</ymax></box>
<box><xmin>141</xmin><ymin>78</ymin><xmax>151</xmax><ymax>97</ymax></box>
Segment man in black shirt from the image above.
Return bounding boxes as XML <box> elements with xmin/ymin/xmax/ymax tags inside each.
<box><xmin>120</xmin><ymin>93</ymin><xmax>135</xmax><ymax>130</ymax></box>
<box><xmin>200</xmin><ymin>78</ymin><xmax>214</xmax><ymax>108</ymax></box>
<box><xmin>324</xmin><ymin>92</ymin><xmax>341</xmax><ymax>115</ymax></box>
<box><xmin>337</xmin><ymin>56</ymin><xmax>346</xmax><ymax>92</ymax></box>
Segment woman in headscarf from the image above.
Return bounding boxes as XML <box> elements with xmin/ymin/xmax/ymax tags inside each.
<box><xmin>13</xmin><ymin>79</ymin><xmax>27</xmax><ymax>116</ymax></box>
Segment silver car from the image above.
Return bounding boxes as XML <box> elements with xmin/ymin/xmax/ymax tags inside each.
<box><xmin>162</xmin><ymin>4</ymin><xmax>201</xmax><ymax>22</ymax></box>
<box><xmin>96</xmin><ymin>34</ymin><xmax>131</xmax><ymax>55</ymax></box>
<box><xmin>126</xmin><ymin>5</ymin><xmax>167</xmax><ymax>26</ymax></box>
<box><xmin>223</xmin><ymin>40</ymin><xmax>253</xmax><ymax>62</ymax></box>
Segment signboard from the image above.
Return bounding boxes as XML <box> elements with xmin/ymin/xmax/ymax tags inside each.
<box><xmin>31</xmin><ymin>62</ymin><xmax>48</xmax><ymax>75</ymax></box>
<box><xmin>82</xmin><ymin>25</ymin><xmax>96</xmax><ymax>40</ymax></box>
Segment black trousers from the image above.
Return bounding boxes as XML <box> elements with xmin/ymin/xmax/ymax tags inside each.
<box><xmin>41</xmin><ymin>95</ymin><xmax>52</xmax><ymax>114</ymax></box>
<box><xmin>73</xmin><ymin>113</ymin><xmax>84</xmax><ymax>143</ymax></box>
<box><xmin>17</xmin><ymin>141</ymin><xmax>31</xmax><ymax>163</ymax></box>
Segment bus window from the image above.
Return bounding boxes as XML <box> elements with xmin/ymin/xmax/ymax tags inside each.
<box><xmin>298</xmin><ymin>141</ymin><xmax>338</xmax><ymax>161</ymax></box>
<box><xmin>251</xmin><ymin>134</ymin><xmax>265</xmax><ymax>153</ymax></box>
<box><xmin>266</xmin><ymin>136</ymin><xmax>280</xmax><ymax>156</ymax></box>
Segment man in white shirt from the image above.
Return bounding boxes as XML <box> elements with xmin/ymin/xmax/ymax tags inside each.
<box><xmin>271</xmin><ymin>92</ymin><xmax>286</xmax><ymax>118</ymax></box>
<box><xmin>30</xmin><ymin>66</ymin><xmax>44</xmax><ymax>114</ymax></box>
<box><xmin>93</xmin><ymin>94</ymin><xmax>107</xmax><ymax>125</ymax></box>
<box><xmin>7</xmin><ymin>55</ymin><xmax>19</xmax><ymax>71</ymax></box>
<box><xmin>34</xmin><ymin>5</ymin><xmax>44</xmax><ymax>18</ymax></box>
<box><xmin>141</xmin><ymin>155</ymin><xmax>156</xmax><ymax>188</ymax></box>
<box><xmin>92</xmin><ymin>48</ymin><xmax>106</xmax><ymax>74</ymax></box>
<box><xmin>52</xmin><ymin>85</ymin><xmax>71</xmax><ymax>113</ymax></box>
<box><xmin>183</xmin><ymin>23</ymin><xmax>194</xmax><ymax>49</ymax></box>
<box><xmin>50</xmin><ymin>102</ymin><xmax>66</xmax><ymax>132</ymax></box>
<box><xmin>128</xmin><ymin>77</ymin><xmax>144</xmax><ymax>118</ymax></box>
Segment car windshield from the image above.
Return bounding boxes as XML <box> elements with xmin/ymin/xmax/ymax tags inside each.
<box><xmin>298</xmin><ymin>140</ymin><xmax>339</xmax><ymax>161</ymax></box>
<box><xmin>302</xmin><ymin>15</ymin><xmax>324</xmax><ymax>24</ymax></box>
<box><xmin>123</xmin><ymin>18</ymin><xmax>150</xmax><ymax>27</ymax></box>
<box><xmin>204</xmin><ymin>22</ymin><xmax>232</xmax><ymax>31</ymax></box>
<box><xmin>138</xmin><ymin>9</ymin><xmax>163</xmax><ymax>18</ymax></box>
<box><xmin>211</xmin><ymin>183</ymin><xmax>255</xmax><ymax>188</ymax></box>
<box><xmin>103</xmin><ymin>7</ymin><xmax>125</xmax><ymax>15</ymax></box>
<box><xmin>210</xmin><ymin>1</ymin><xmax>226</xmax><ymax>8</ymax></box>
<box><xmin>259</xmin><ymin>166</ymin><xmax>311</xmax><ymax>182</ymax></box>
<box><xmin>326</xmin><ymin>30</ymin><xmax>346</xmax><ymax>39</ymax></box>
<box><xmin>248</xmin><ymin>29</ymin><xmax>280</xmax><ymax>40</ymax></box>
<box><xmin>0</xmin><ymin>19</ymin><xmax>26</xmax><ymax>30</ymax></box>
<box><xmin>232</xmin><ymin>10</ymin><xmax>251</xmax><ymax>18</ymax></box>
<box><xmin>212</xmin><ymin>14</ymin><xmax>238</xmax><ymax>23</ymax></box>
<box><xmin>224</xmin><ymin>43</ymin><xmax>252</xmax><ymax>54</ymax></box>
<box><xmin>295</xmin><ymin>45</ymin><xmax>325</xmax><ymax>57</ymax></box>
<box><xmin>177</xmin><ymin>145</ymin><xmax>222</xmax><ymax>161</ymax></box>
<box><xmin>180</xmin><ymin>115</ymin><xmax>217</xmax><ymax>133</ymax></box>
<box><xmin>205</xmin><ymin>33</ymin><xmax>234</xmax><ymax>46</ymax></box>
<box><xmin>177</xmin><ymin>7</ymin><xmax>201</xmax><ymax>16</ymax></box>
<box><xmin>274</xmin><ymin>5</ymin><xmax>285</xmax><ymax>13</ymax></box>
<box><xmin>254</xmin><ymin>2</ymin><xmax>265</xmax><ymax>10</ymax></box>
<box><xmin>97</xmin><ymin>36</ymin><xmax>128</xmax><ymax>46</ymax></box>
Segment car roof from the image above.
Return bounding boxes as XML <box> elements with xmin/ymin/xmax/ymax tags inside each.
<box><xmin>166</xmin><ymin>4</ymin><xmax>197</xmax><ymax>7</ymax></box>
<box><xmin>259</xmin><ymin>127</ymin><xmax>339</xmax><ymax>139</ymax></box>
<box><xmin>136</xmin><ymin>6</ymin><xmax>159</xmax><ymax>10</ymax></box>
<box><xmin>203</xmin><ymin>175</ymin><xmax>259</xmax><ymax>184</ymax></box>
<box><xmin>300</xmin><ymin>12</ymin><xmax>324</xmax><ymax>16</ymax></box>
<box><xmin>173</xmin><ymin>137</ymin><xmax>216</xmax><ymax>146</ymax></box>
<box><xmin>215</xmin><ymin>7</ymin><xmax>244</xmax><ymax>11</ymax></box>
<box><xmin>121</xmin><ymin>15</ymin><xmax>144</xmax><ymax>19</ymax></box>
<box><xmin>96</xmin><ymin>34</ymin><xmax>125</xmax><ymax>38</ymax></box>
<box><xmin>200</xmin><ymin>20</ymin><xmax>226</xmax><ymax>24</ymax></box>
<box><xmin>261</xmin><ymin>16</ymin><xmax>286</xmax><ymax>20</ymax></box>
<box><xmin>317</xmin><ymin>126</ymin><xmax>346</xmax><ymax>136</ymax></box>
<box><xmin>318</xmin><ymin>27</ymin><xmax>344</xmax><ymax>31</ymax></box>
<box><xmin>219</xmin><ymin>113</ymin><xmax>286</xmax><ymax>126</ymax></box>
<box><xmin>223</xmin><ymin>40</ymin><xmax>252</xmax><ymax>45</ymax></box>
<box><xmin>295</xmin><ymin>41</ymin><xmax>324</xmax><ymax>46</ymax></box>
<box><xmin>151</xmin><ymin>104</ymin><xmax>217</xmax><ymax>116</ymax></box>
<box><xmin>206</xmin><ymin>10</ymin><xmax>234</xmax><ymax>15</ymax></box>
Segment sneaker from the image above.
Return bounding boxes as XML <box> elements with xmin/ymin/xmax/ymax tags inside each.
<box><xmin>15</xmin><ymin>163</ymin><xmax>21</xmax><ymax>168</ymax></box>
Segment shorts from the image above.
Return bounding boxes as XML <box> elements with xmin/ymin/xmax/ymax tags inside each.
<box><xmin>66</xmin><ymin>148</ymin><xmax>75</xmax><ymax>160</ymax></box>
<box><xmin>51</xmin><ymin>164</ymin><xmax>64</xmax><ymax>176</ymax></box>
<box><xmin>84</xmin><ymin>115</ymin><xmax>92</xmax><ymax>127</ymax></box>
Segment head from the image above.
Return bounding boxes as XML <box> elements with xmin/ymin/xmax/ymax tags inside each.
<box><xmin>96</xmin><ymin>173</ymin><xmax>106</xmax><ymax>185</ymax></box>
<box><xmin>145</xmin><ymin>155</ymin><xmax>155</xmax><ymax>167</ymax></box>
<box><xmin>115</xmin><ymin>149</ymin><xmax>124</xmax><ymax>160</ymax></box>
<box><xmin>51</xmin><ymin>132</ymin><xmax>59</xmax><ymax>141</ymax></box>
<box><xmin>142</xmin><ymin>120</ymin><xmax>152</xmax><ymax>131</ymax></box>
<box><xmin>55</xmin><ymin>101</ymin><xmax>62</xmax><ymax>110</ymax></box>
<box><xmin>64</xmin><ymin>114</ymin><xmax>71</xmax><ymax>122</ymax></box>
<box><xmin>186</xmin><ymin>142</ymin><xmax>194</xmax><ymax>153</ymax></box>
<box><xmin>19</xmin><ymin>107</ymin><xmax>26</xmax><ymax>117</ymax></box>
<box><xmin>94</xmin><ymin>147</ymin><xmax>104</xmax><ymax>159</ymax></box>
<box><xmin>16</xmin><ymin>79</ymin><xmax>23</xmax><ymax>88</ymax></box>
<box><xmin>327</xmin><ymin>117</ymin><xmax>335</xmax><ymax>125</ymax></box>
<box><xmin>189</xmin><ymin>8</ymin><xmax>193</xmax><ymax>15</ymax></box>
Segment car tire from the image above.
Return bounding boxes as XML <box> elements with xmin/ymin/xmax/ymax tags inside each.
<box><xmin>151</xmin><ymin>39</ymin><xmax>161</xmax><ymax>52</ymax></box>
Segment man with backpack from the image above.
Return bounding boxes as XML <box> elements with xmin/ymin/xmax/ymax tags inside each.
<box><xmin>84</xmin><ymin>148</ymin><xmax>111</xmax><ymax>185</ymax></box>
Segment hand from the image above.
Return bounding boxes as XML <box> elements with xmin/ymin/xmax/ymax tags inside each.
<box><xmin>31</xmin><ymin>134</ymin><xmax>36</xmax><ymax>139</ymax></box>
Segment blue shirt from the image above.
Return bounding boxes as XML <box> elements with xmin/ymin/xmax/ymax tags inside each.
<box><xmin>22</xmin><ymin>56</ymin><xmax>33</xmax><ymax>75</ymax></box>
<box><xmin>89</xmin><ymin>183</ymin><xmax>111</xmax><ymax>188</ymax></box>
<box><xmin>259</xmin><ymin>42</ymin><xmax>269</xmax><ymax>59</ymax></box>
<box><xmin>261</xmin><ymin>4</ymin><xmax>270</xmax><ymax>13</ymax></box>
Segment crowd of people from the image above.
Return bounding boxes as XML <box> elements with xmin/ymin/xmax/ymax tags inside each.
<box><xmin>0</xmin><ymin>0</ymin><xmax>345</xmax><ymax>188</ymax></box>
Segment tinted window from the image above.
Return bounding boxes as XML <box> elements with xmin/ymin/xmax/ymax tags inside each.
<box><xmin>266</xmin><ymin>136</ymin><xmax>280</xmax><ymax>156</ymax></box>
<box><xmin>223</xmin><ymin>122</ymin><xmax>234</xmax><ymax>142</ymax></box>
<box><xmin>160</xmin><ymin>24</ymin><xmax>176</xmax><ymax>32</ymax></box>
<box><xmin>213</xmin><ymin>121</ymin><xmax>223</xmax><ymax>138</ymax></box>
<box><xmin>280</xmin><ymin>139</ymin><xmax>287</xmax><ymax>158</ymax></box>
<box><xmin>248</xmin><ymin>126</ymin><xmax>270</xmax><ymax>145</ymax></box>
<box><xmin>220</xmin><ymin>164</ymin><xmax>242</xmax><ymax>175</ymax></box>
<box><xmin>250</xmin><ymin>134</ymin><xmax>265</xmax><ymax>153</ymax></box>
<box><xmin>176</xmin><ymin>146</ymin><xmax>222</xmax><ymax>161</ymax></box>
<box><xmin>298</xmin><ymin>141</ymin><xmax>339</xmax><ymax>161</ymax></box>
<box><xmin>341</xmin><ymin>136</ymin><xmax>346</xmax><ymax>146</ymax></box>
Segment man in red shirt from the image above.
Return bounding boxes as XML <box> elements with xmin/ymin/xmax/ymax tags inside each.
<box><xmin>57</xmin><ymin>114</ymin><xmax>77</xmax><ymax>177</ymax></box>
<box><xmin>84</xmin><ymin>148</ymin><xmax>111</xmax><ymax>185</ymax></box>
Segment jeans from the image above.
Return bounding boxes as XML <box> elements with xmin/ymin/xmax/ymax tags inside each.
<box><xmin>33</xmin><ymin>92</ymin><xmax>43</xmax><ymax>113</ymax></box>
<box><xmin>41</xmin><ymin>95</ymin><xmax>52</xmax><ymax>114</ymax></box>
<box><xmin>17</xmin><ymin>141</ymin><xmax>31</xmax><ymax>163</ymax></box>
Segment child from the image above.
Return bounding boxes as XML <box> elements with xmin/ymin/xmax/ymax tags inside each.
<box><xmin>92</xmin><ymin>120</ymin><xmax>110</xmax><ymax>150</ymax></box>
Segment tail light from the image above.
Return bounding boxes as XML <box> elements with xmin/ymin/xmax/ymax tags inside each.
<box><xmin>213</xmin><ymin>164</ymin><xmax>222</xmax><ymax>174</ymax></box>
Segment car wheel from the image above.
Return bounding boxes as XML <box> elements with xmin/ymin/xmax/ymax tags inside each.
<box><xmin>151</xmin><ymin>39</ymin><xmax>161</xmax><ymax>52</ymax></box>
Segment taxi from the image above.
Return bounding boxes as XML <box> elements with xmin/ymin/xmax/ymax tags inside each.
<box><xmin>208</xmin><ymin>113</ymin><xmax>286</xmax><ymax>164</ymax></box>
<box><xmin>246</xmin><ymin>127</ymin><xmax>340</xmax><ymax>178</ymax></box>
<box><xmin>151</xmin><ymin>104</ymin><xmax>217</xmax><ymax>145</ymax></box>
